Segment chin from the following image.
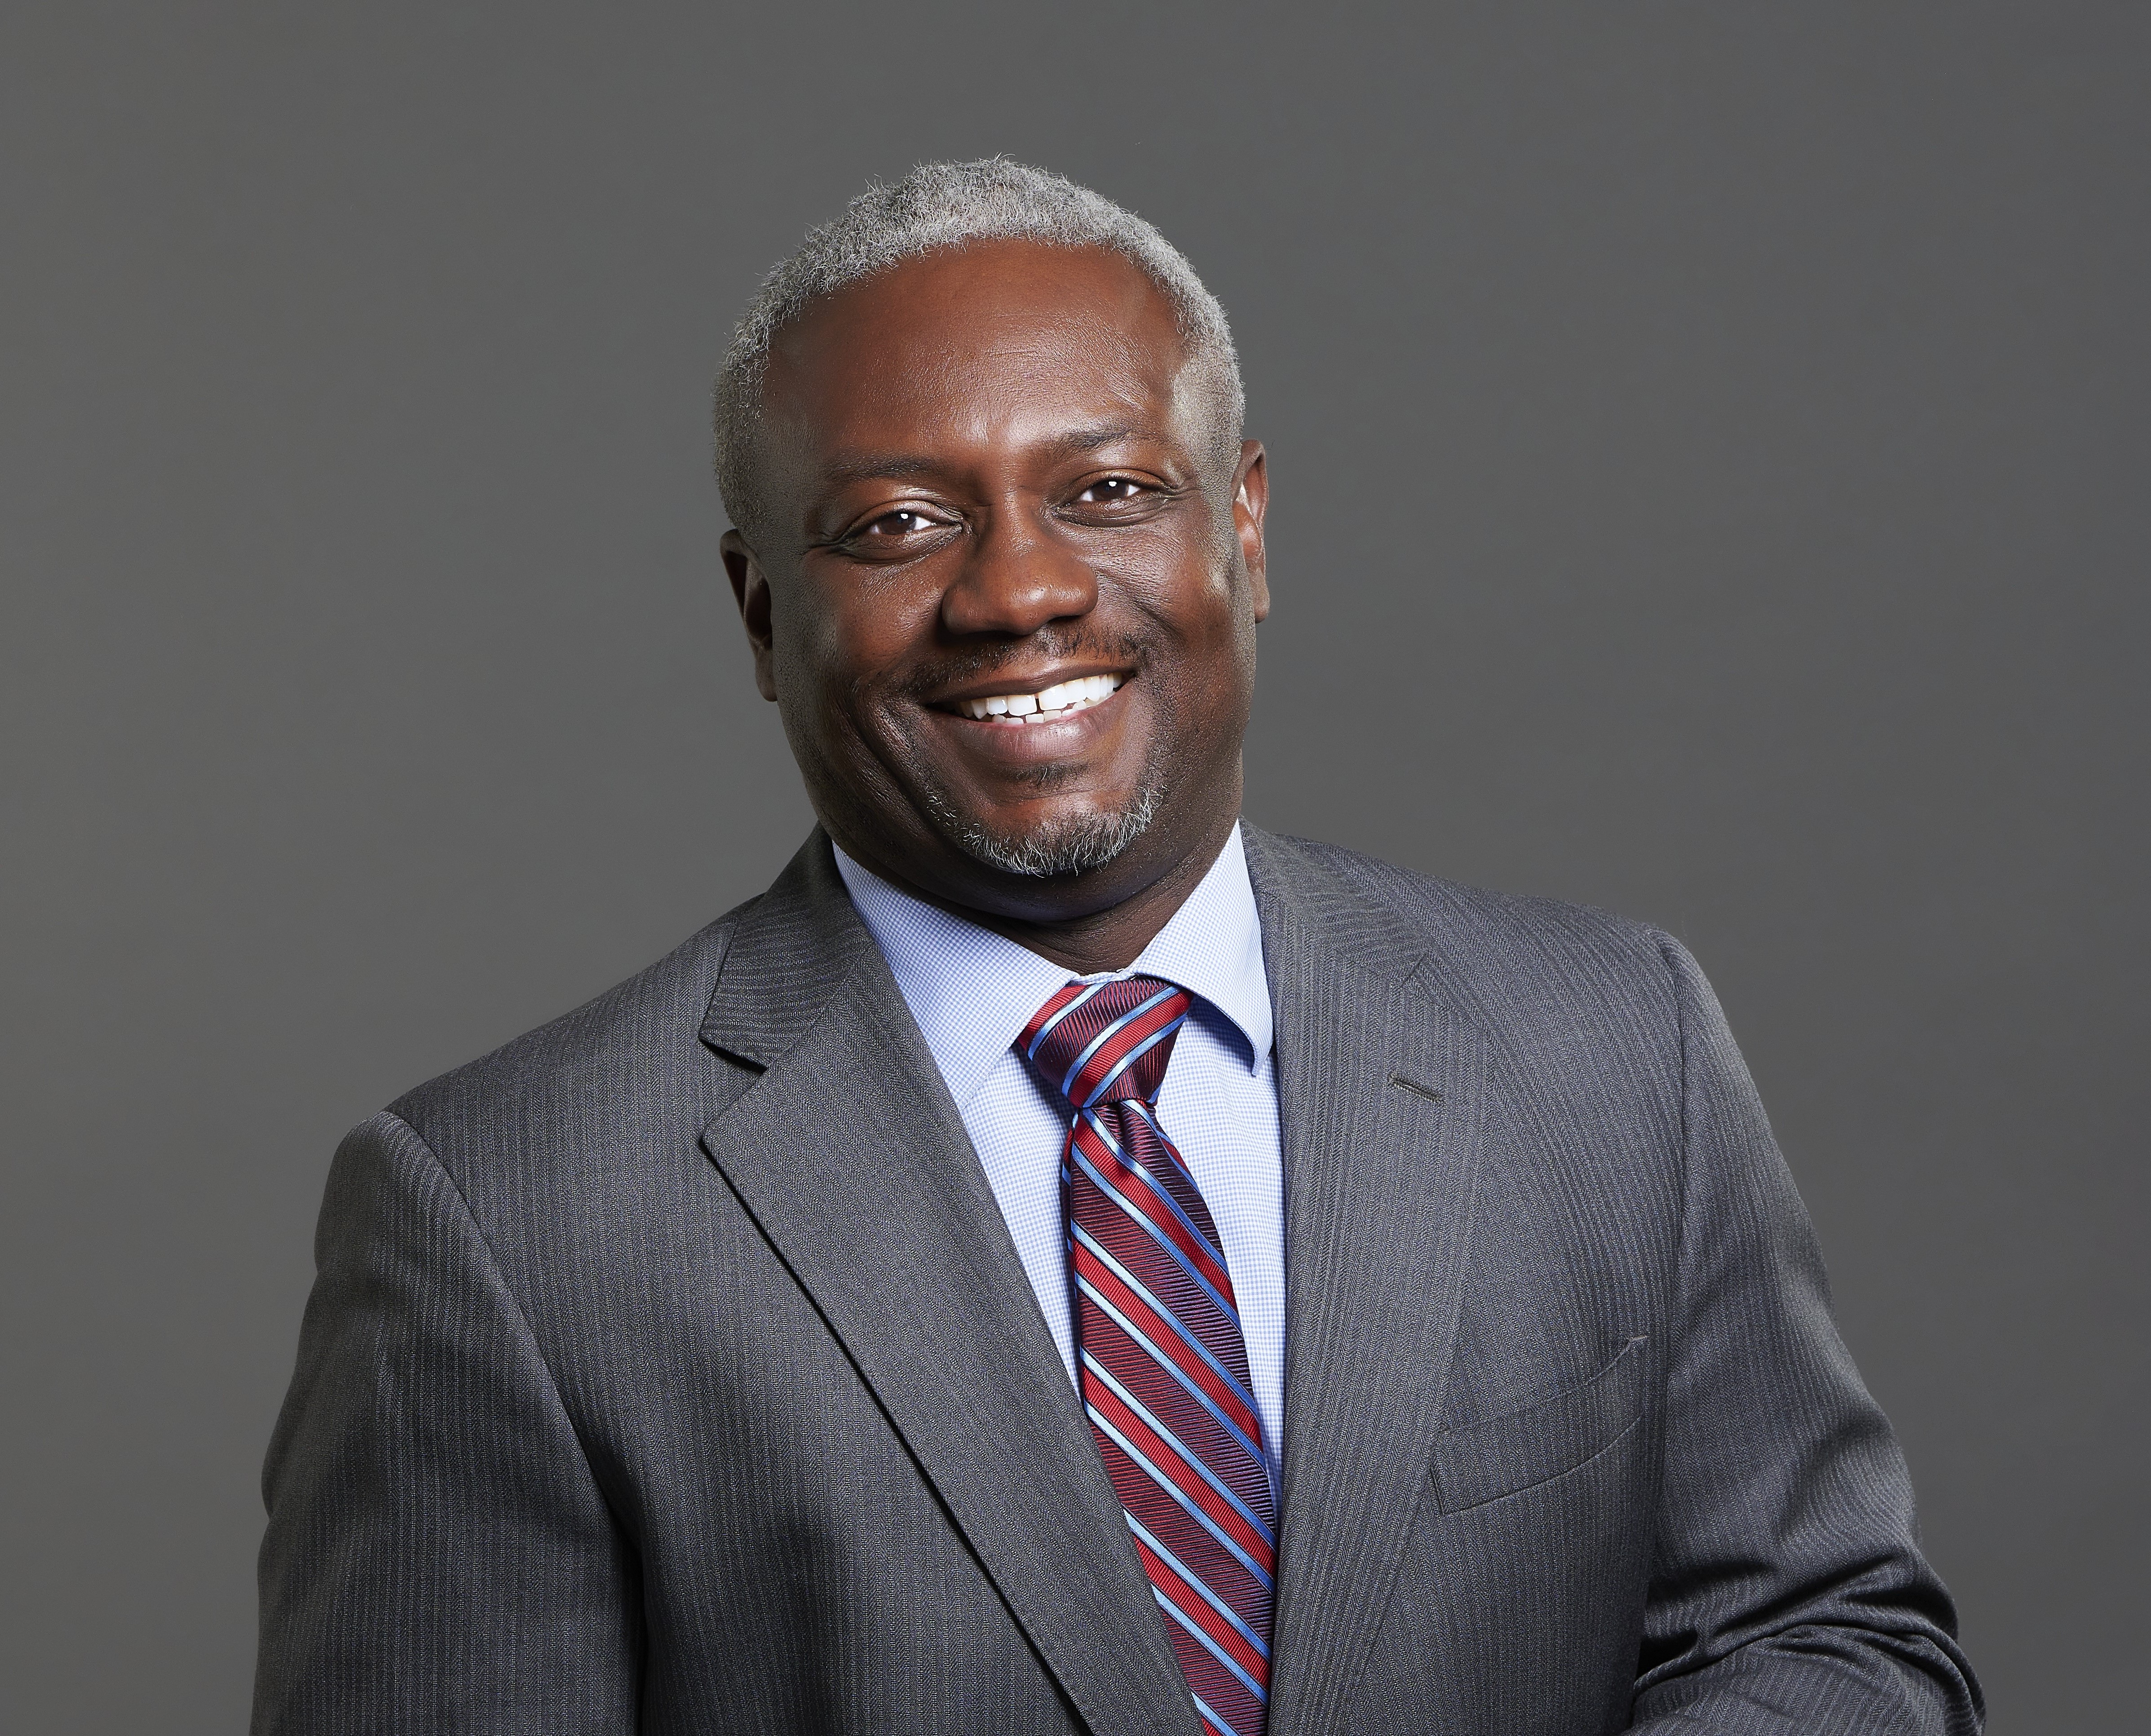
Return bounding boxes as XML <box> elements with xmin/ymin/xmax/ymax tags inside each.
<box><xmin>937</xmin><ymin>787</ymin><xmax>1163</xmax><ymax>879</ymax></box>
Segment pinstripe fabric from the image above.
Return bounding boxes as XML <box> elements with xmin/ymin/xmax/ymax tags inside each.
<box><xmin>1023</xmin><ymin>978</ymin><xmax>1275</xmax><ymax>1736</ymax></box>
<box><xmin>254</xmin><ymin>826</ymin><xmax>1980</xmax><ymax>1735</ymax></box>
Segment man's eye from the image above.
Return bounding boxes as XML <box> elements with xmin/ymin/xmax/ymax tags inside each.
<box><xmin>860</xmin><ymin>509</ymin><xmax>937</xmax><ymax>538</ymax></box>
<box><xmin>1077</xmin><ymin>477</ymin><xmax>1148</xmax><ymax>504</ymax></box>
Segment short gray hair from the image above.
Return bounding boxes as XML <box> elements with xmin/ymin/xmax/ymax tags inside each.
<box><xmin>713</xmin><ymin>157</ymin><xmax>1244</xmax><ymax>542</ymax></box>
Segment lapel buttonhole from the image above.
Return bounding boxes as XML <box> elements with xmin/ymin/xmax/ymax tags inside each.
<box><xmin>1388</xmin><ymin>1073</ymin><xmax>1444</xmax><ymax>1104</ymax></box>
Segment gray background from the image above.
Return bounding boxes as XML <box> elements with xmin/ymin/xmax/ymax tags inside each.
<box><xmin>4</xmin><ymin>4</ymin><xmax>2142</xmax><ymax>1729</ymax></box>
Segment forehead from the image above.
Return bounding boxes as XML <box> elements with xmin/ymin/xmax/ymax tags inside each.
<box><xmin>760</xmin><ymin>241</ymin><xmax>1197</xmax><ymax>464</ymax></box>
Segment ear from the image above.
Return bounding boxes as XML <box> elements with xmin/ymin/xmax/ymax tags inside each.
<box><xmin>720</xmin><ymin>530</ymin><xmax>780</xmax><ymax>702</ymax></box>
<box><xmin>1231</xmin><ymin>440</ymin><xmax>1270</xmax><ymax>623</ymax></box>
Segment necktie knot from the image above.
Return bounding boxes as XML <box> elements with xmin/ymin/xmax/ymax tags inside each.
<box><xmin>1020</xmin><ymin>974</ymin><xmax>1192</xmax><ymax>1111</ymax></box>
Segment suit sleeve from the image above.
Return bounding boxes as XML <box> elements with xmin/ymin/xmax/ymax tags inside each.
<box><xmin>1626</xmin><ymin>941</ymin><xmax>1982</xmax><ymax>1734</ymax></box>
<box><xmin>253</xmin><ymin>1111</ymin><xmax>640</xmax><ymax>1734</ymax></box>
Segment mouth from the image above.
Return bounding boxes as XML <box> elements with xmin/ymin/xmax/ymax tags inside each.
<box><xmin>936</xmin><ymin>671</ymin><xmax>1127</xmax><ymax>726</ymax></box>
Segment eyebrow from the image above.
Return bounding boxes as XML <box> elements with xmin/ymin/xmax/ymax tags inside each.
<box><xmin>815</xmin><ymin>423</ymin><xmax>1160</xmax><ymax>486</ymax></box>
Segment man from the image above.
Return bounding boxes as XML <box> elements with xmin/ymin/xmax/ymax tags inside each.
<box><xmin>255</xmin><ymin>160</ymin><xmax>1980</xmax><ymax>1734</ymax></box>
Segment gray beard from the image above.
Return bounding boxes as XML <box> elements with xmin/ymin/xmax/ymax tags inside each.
<box><xmin>918</xmin><ymin>777</ymin><xmax>1164</xmax><ymax>879</ymax></box>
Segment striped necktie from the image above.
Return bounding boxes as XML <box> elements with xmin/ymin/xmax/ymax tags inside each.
<box><xmin>1020</xmin><ymin>976</ymin><xmax>1275</xmax><ymax>1736</ymax></box>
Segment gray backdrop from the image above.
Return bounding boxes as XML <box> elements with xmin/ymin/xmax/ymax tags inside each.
<box><xmin>4</xmin><ymin>4</ymin><xmax>2142</xmax><ymax>1730</ymax></box>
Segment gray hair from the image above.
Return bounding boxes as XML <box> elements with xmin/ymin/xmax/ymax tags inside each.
<box><xmin>713</xmin><ymin>157</ymin><xmax>1244</xmax><ymax>543</ymax></box>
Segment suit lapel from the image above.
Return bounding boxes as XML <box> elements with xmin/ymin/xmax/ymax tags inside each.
<box><xmin>697</xmin><ymin>835</ymin><xmax>1196</xmax><ymax>1736</ymax></box>
<box><xmin>1244</xmin><ymin>829</ymin><xmax>1493</xmax><ymax>1736</ymax></box>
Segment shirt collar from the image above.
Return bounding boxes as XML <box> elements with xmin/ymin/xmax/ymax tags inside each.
<box><xmin>831</xmin><ymin>823</ymin><xmax>1273</xmax><ymax>1111</ymax></box>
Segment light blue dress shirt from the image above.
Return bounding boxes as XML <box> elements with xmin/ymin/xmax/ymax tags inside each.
<box><xmin>832</xmin><ymin>825</ymin><xmax>1287</xmax><ymax>1480</ymax></box>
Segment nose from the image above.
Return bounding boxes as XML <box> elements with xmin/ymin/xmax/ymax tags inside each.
<box><xmin>939</xmin><ymin>504</ymin><xmax>1098</xmax><ymax>638</ymax></box>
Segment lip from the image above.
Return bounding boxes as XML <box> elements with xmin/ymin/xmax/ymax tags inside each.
<box><xmin>925</xmin><ymin>662</ymin><xmax>1134</xmax><ymax>711</ymax></box>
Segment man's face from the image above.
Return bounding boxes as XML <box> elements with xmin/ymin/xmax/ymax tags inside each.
<box><xmin>723</xmin><ymin>240</ymin><xmax>1268</xmax><ymax>923</ymax></box>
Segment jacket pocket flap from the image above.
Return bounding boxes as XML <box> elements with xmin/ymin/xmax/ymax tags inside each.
<box><xmin>1431</xmin><ymin>1336</ymin><xmax>1647</xmax><ymax>1514</ymax></box>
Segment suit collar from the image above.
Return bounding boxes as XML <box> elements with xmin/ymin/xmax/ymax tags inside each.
<box><xmin>1239</xmin><ymin>823</ymin><xmax>1433</xmax><ymax>987</ymax></box>
<box><xmin>697</xmin><ymin>830</ymin><xmax>876</xmax><ymax>1069</ymax></box>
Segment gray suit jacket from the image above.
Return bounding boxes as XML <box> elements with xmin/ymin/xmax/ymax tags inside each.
<box><xmin>256</xmin><ymin>827</ymin><xmax>1979</xmax><ymax>1734</ymax></box>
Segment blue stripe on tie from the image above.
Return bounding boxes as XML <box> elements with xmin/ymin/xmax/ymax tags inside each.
<box><xmin>1151</xmin><ymin>1586</ymin><xmax>1269</xmax><ymax>1704</ymax></box>
<box><xmin>1123</xmin><ymin>1512</ymin><xmax>1270</xmax><ymax>1656</ymax></box>
<box><xmin>1190</xmin><ymin>1692</ymin><xmax>1248</xmax><ymax>1736</ymax></box>
<box><xmin>1078</xmin><ymin>1011</ymin><xmax>1188</xmax><ymax>1108</ymax></box>
<box><xmin>1069</xmin><ymin>1138</ymin><xmax>1241</xmax><ymax>1330</ymax></box>
<box><xmin>1070</xmin><ymin>1224</ymin><xmax>1263</xmax><ymax>1430</ymax></box>
<box><xmin>1083</xmin><ymin>1353</ymin><xmax>1276</xmax><ymax>1568</ymax></box>
<box><xmin>1058</xmin><ymin>985</ymin><xmax>1181</xmax><ymax>1099</ymax></box>
<box><xmin>1083</xmin><ymin>1109</ymin><xmax>1229</xmax><ymax>1271</ymax></box>
<box><xmin>1073</xmin><ymin>1263</ymin><xmax>1270</xmax><ymax>1478</ymax></box>
<box><xmin>1085</xmin><ymin>1399</ymin><xmax>1277</xmax><ymax>1580</ymax></box>
<box><xmin>1087</xmin><ymin>1401</ymin><xmax>1276</xmax><ymax>1590</ymax></box>
<box><xmin>1026</xmin><ymin>980</ymin><xmax>1108</xmax><ymax>1063</ymax></box>
<box><xmin>1122</xmin><ymin>1098</ymin><xmax>1207</xmax><ymax>1193</ymax></box>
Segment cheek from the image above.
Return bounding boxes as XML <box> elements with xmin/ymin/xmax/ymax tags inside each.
<box><xmin>1174</xmin><ymin>580</ymin><xmax>1262</xmax><ymax>736</ymax></box>
<box><xmin>1159</xmin><ymin>561</ymin><xmax>1254</xmax><ymax>660</ymax></box>
<box><xmin>776</xmin><ymin>572</ymin><xmax>928</xmax><ymax>702</ymax></box>
<box><xmin>1106</xmin><ymin>526</ymin><xmax>1230</xmax><ymax>616</ymax></box>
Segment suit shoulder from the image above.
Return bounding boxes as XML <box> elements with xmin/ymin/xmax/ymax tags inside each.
<box><xmin>1259</xmin><ymin>831</ymin><xmax>1687</xmax><ymax>1029</ymax></box>
<box><xmin>384</xmin><ymin>898</ymin><xmax>757</xmax><ymax>1150</ymax></box>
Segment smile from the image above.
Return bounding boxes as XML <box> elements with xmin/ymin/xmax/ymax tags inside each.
<box><xmin>950</xmin><ymin>672</ymin><xmax>1125</xmax><ymax>724</ymax></box>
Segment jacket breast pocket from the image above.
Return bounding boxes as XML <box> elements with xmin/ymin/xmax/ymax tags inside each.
<box><xmin>1430</xmin><ymin>1337</ymin><xmax>1647</xmax><ymax>1514</ymax></box>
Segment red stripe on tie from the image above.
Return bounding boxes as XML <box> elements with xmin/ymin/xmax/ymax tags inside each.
<box><xmin>1071</xmin><ymin>1240</ymin><xmax>1265</xmax><ymax>1448</ymax></box>
<box><xmin>1131</xmin><ymin>1534</ymin><xmax>1271</xmax><ymax>1687</ymax></box>
<box><xmin>1066</xmin><ymin>991</ymin><xmax>1185</xmax><ymax>1106</ymax></box>
<box><xmin>1070</xmin><ymin>1117</ymin><xmax>1237</xmax><ymax>1303</ymax></box>
<box><xmin>1021</xmin><ymin>979</ymin><xmax>1096</xmax><ymax>1060</ymax></box>
<box><xmin>1075</xmin><ymin>1185</ymin><xmax>1241</xmax><ymax>1377</ymax></box>
<box><xmin>1083</xmin><ymin>1374</ymin><xmax>1276</xmax><ymax>1570</ymax></box>
<box><xmin>1080</xmin><ymin>1283</ymin><xmax>1277</xmax><ymax>1542</ymax></box>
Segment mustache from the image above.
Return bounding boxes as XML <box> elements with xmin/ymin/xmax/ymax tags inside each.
<box><xmin>891</xmin><ymin>628</ymin><xmax>1149</xmax><ymax>702</ymax></box>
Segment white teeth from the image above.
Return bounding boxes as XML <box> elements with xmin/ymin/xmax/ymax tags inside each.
<box><xmin>956</xmin><ymin>672</ymin><xmax>1125</xmax><ymax>722</ymax></box>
